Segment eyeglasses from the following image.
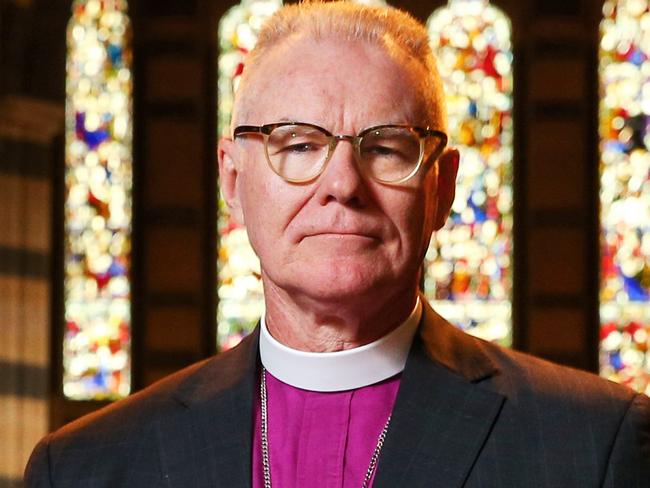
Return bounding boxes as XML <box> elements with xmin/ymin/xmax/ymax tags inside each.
<box><xmin>232</xmin><ymin>122</ymin><xmax>448</xmax><ymax>184</ymax></box>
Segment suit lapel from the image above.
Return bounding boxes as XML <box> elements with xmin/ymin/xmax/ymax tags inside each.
<box><xmin>374</xmin><ymin>302</ymin><xmax>505</xmax><ymax>488</ymax></box>
<box><xmin>156</xmin><ymin>329</ymin><xmax>260</xmax><ymax>488</ymax></box>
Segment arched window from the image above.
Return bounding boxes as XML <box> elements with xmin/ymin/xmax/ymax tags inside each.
<box><xmin>425</xmin><ymin>0</ymin><xmax>514</xmax><ymax>345</ymax></box>
<box><xmin>599</xmin><ymin>0</ymin><xmax>650</xmax><ymax>395</ymax></box>
<box><xmin>216</xmin><ymin>0</ymin><xmax>386</xmax><ymax>351</ymax></box>
<box><xmin>64</xmin><ymin>0</ymin><xmax>133</xmax><ymax>400</ymax></box>
<box><xmin>217</xmin><ymin>0</ymin><xmax>283</xmax><ymax>351</ymax></box>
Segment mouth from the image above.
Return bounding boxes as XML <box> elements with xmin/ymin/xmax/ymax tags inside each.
<box><xmin>301</xmin><ymin>231</ymin><xmax>379</xmax><ymax>242</ymax></box>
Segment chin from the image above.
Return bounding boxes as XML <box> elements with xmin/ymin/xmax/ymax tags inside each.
<box><xmin>282</xmin><ymin>259</ymin><xmax>398</xmax><ymax>302</ymax></box>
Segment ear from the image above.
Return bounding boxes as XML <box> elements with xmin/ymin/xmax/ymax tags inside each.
<box><xmin>217</xmin><ymin>137</ymin><xmax>245</xmax><ymax>225</ymax></box>
<box><xmin>433</xmin><ymin>147</ymin><xmax>459</xmax><ymax>230</ymax></box>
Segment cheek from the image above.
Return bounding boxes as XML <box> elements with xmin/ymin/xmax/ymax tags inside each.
<box><xmin>395</xmin><ymin>186</ymin><xmax>438</xmax><ymax>254</ymax></box>
<box><xmin>237</xmin><ymin>172</ymin><xmax>275</xmax><ymax>255</ymax></box>
<box><xmin>238</xmin><ymin>158</ymin><xmax>277</xmax><ymax>225</ymax></box>
<box><xmin>238</xmin><ymin>172</ymin><xmax>305</xmax><ymax>257</ymax></box>
<box><xmin>419</xmin><ymin>172</ymin><xmax>439</xmax><ymax>232</ymax></box>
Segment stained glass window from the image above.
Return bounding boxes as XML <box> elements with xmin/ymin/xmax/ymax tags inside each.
<box><xmin>64</xmin><ymin>0</ymin><xmax>133</xmax><ymax>399</ymax></box>
<box><xmin>425</xmin><ymin>0</ymin><xmax>513</xmax><ymax>345</ymax></box>
<box><xmin>599</xmin><ymin>0</ymin><xmax>650</xmax><ymax>395</ymax></box>
<box><xmin>216</xmin><ymin>0</ymin><xmax>386</xmax><ymax>351</ymax></box>
<box><xmin>217</xmin><ymin>0</ymin><xmax>282</xmax><ymax>351</ymax></box>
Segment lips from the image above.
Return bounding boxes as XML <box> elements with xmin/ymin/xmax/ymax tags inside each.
<box><xmin>291</xmin><ymin>212</ymin><xmax>384</xmax><ymax>244</ymax></box>
<box><xmin>309</xmin><ymin>231</ymin><xmax>376</xmax><ymax>239</ymax></box>
<box><xmin>298</xmin><ymin>227</ymin><xmax>380</xmax><ymax>243</ymax></box>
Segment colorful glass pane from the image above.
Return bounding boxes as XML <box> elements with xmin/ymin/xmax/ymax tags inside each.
<box><xmin>425</xmin><ymin>0</ymin><xmax>513</xmax><ymax>345</ymax></box>
<box><xmin>217</xmin><ymin>0</ymin><xmax>282</xmax><ymax>351</ymax></box>
<box><xmin>64</xmin><ymin>0</ymin><xmax>132</xmax><ymax>399</ymax></box>
<box><xmin>216</xmin><ymin>0</ymin><xmax>386</xmax><ymax>351</ymax></box>
<box><xmin>599</xmin><ymin>0</ymin><xmax>650</xmax><ymax>395</ymax></box>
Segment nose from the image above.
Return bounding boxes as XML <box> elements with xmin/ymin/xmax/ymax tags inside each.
<box><xmin>315</xmin><ymin>138</ymin><xmax>367</xmax><ymax>207</ymax></box>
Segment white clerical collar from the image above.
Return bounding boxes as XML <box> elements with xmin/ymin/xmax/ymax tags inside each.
<box><xmin>259</xmin><ymin>297</ymin><xmax>422</xmax><ymax>392</ymax></box>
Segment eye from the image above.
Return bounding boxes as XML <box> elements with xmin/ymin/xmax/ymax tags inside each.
<box><xmin>283</xmin><ymin>142</ymin><xmax>319</xmax><ymax>153</ymax></box>
<box><xmin>268</xmin><ymin>125</ymin><xmax>329</xmax><ymax>156</ymax></box>
<box><xmin>360</xmin><ymin>128</ymin><xmax>421</xmax><ymax>162</ymax></box>
<box><xmin>362</xmin><ymin>141</ymin><xmax>409</xmax><ymax>160</ymax></box>
<box><xmin>365</xmin><ymin>144</ymin><xmax>400</xmax><ymax>156</ymax></box>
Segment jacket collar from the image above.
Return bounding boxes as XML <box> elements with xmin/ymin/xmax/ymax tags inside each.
<box><xmin>417</xmin><ymin>298</ymin><xmax>499</xmax><ymax>382</ymax></box>
<box><xmin>373</xmin><ymin>299</ymin><xmax>505</xmax><ymax>487</ymax></box>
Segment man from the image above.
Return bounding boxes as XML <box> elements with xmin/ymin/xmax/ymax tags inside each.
<box><xmin>26</xmin><ymin>2</ymin><xmax>649</xmax><ymax>487</ymax></box>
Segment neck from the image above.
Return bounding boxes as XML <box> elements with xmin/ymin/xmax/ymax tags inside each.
<box><xmin>262</xmin><ymin>277</ymin><xmax>419</xmax><ymax>352</ymax></box>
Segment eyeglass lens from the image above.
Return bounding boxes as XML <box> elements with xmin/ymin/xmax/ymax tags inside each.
<box><xmin>266</xmin><ymin>125</ymin><xmax>330</xmax><ymax>182</ymax></box>
<box><xmin>266</xmin><ymin>124</ymin><xmax>424</xmax><ymax>183</ymax></box>
<box><xmin>360</xmin><ymin>127</ymin><xmax>422</xmax><ymax>182</ymax></box>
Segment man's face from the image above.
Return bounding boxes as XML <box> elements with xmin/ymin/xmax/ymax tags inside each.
<box><xmin>219</xmin><ymin>37</ymin><xmax>456</xmax><ymax>308</ymax></box>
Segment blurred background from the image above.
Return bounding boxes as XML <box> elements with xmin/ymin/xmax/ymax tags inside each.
<box><xmin>1</xmin><ymin>0</ymin><xmax>649</xmax><ymax>485</ymax></box>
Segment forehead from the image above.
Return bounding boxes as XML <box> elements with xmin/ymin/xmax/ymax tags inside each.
<box><xmin>237</xmin><ymin>37</ymin><xmax>428</xmax><ymax>128</ymax></box>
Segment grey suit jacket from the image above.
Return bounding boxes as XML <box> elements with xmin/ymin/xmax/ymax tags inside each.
<box><xmin>25</xmin><ymin>301</ymin><xmax>650</xmax><ymax>487</ymax></box>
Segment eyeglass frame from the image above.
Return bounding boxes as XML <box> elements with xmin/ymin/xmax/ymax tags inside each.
<box><xmin>232</xmin><ymin>122</ymin><xmax>448</xmax><ymax>185</ymax></box>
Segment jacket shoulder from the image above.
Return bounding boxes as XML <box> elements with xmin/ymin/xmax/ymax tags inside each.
<box><xmin>51</xmin><ymin>329</ymin><xmax>257</xmax><ymax>442</ymax></box>
<box><xmin>55</xmin><ymin>356</ymin><xmax>210</xmax><ymax>440</ymax></box>
<box><xmin>483</xmin><ymin>338</ymin><xmax>640</xmax><ymax>408</ymax></box>
<box><xmin>24</xmin><ymin>359</ymin><xmax>209</xmax><ymax>487</ymax></box>
<box><xmin>420</xmin><ymin>302</ymin><xmax>640</xmax><ymax>410</ymax></box>
<box><xmin>475</xmin><ymin>337</ymin><xmax>650</xmax><ymax>484</ymax></box>
<box><xmin>24</xmin><ymin>331</ymin><xmax>259</xmax><ymax>486</ymax></box>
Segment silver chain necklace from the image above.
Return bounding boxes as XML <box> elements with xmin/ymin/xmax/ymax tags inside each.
<box><xmin>260</xmin><ymin>367</ymin><xmax>391</xmax><ymax>488</ymax></box>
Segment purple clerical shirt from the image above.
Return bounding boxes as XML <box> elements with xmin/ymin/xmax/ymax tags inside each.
<box><xmin>252</xmin><ymin>370</ymin><xmax>401</xmax><ymax>488</ymax></box>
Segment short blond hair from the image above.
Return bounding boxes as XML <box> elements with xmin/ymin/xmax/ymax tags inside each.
<box><xmin>233</xmin><ymin>1</ymin><xmax>446</xmax><ymax>130</ymax></box>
